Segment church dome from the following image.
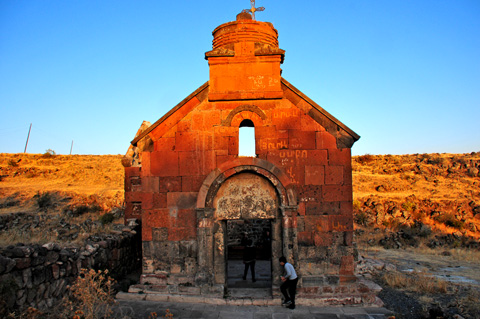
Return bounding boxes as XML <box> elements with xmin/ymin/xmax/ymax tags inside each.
<box><xmin>211</xmin><ymin>14</ymin><xmax>279</xmax><ymax>50</ymax></box>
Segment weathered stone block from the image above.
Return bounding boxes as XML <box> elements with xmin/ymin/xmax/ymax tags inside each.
<box><xmin>0</xmin><ymin>256</ymin><xmax>16</xmax><ymax>273</ymax></box>
<box><xmin>179</xmin><ymin>241</ymin><xmax>197</xmax><ymax>258</ymax></box>
<box><xmin>288</xmin><ymin>130</ymin><xmax>316</xmax><ymax>150</ymax></box>
<box><xmin>153</xmin><ymin>193</ymin><xmax>167</xmax><ymax>209</ymax></box>
<box><xmin>340</xmin><ymin>255</ymin><xmax>355</xmax><ymax>276</ymax></box>
<box><xmin>175</xmin><ymin>209</ymin><xmax>196</xmax><ymax>228</ymax></box>
<box><xmin>297</xmin><ymin>231</ymin><xmax>313</xmax><ymax>245</ymax></box>
<box><xmin>121</xmin><ymin>13</ymin><xmax>361</xmax><ymax>306</ymax></box>
<box><xmin>152</xmin><ymin>228</ymin><xmax>168</xmax><ymax>241</ymax></box>
<box><xmin>316</xmin><ymin>131</ymin><xmax>337</xmax><ymax>149</ymax></box>
<box><xmin>322</xmin><ymin>185</ymin><xmax>352</xmax><ymax>202</ymax></box>
<box><xmin>305</xmin><ymin>165</ymin><xmax>325</xmax><ymax>186</ymax></box>
<box><xmin>314</xmin><ymin>232</ymin><xmax>333</xmax><ymax>247</ymax></box>
<box><xmin>328</xmin><ymin>148</ymin><xmax>351</xmax><ymax>165</ymax></box>
<box><xmin>176</xmin><ymin>131</ymin><xmax>198</xmax><ymax>151</ymax></box>
<box><xmin>140</xmin><ymin>274</ymin><xmax>167</xmax><ymax>285</ymax></box>
<box><xmin>305</xmin><ymin>201</ymin><xmax>340</xmax><ymax>215</ymax></box>
<box><xmin>325</xmin><ymin>165</ymin><xmax>344</xmax><ymax>185</ymax></box>
<box><xmin>181</xmin><ymin>175</ymin><xmax>204</xmax><ymax>192</ymax></box>
<box><xmin>155</xmin><ymin>137</ymin><xmax>176</xmax><ymax>151</ymax></box>
<box><xmin>150</xmin><ymin>151</ymin><xmax>179</xmax><ymax>177</ymax></box>
<box><xmin>326</xmin><ymin>275</ymin><xmax>339</xmax><ymax>285</ymax></box>
<box><xmin>167</xmin><ymin>192</ymin><xmax>197</xmax><ymax>209</ymax></box>
<box><xmin>168</xmin><ymin>227</ymin><xmax>196</xmax><ymax>241</ymax></box>
<box><xmin>302</xmin><ymin>276</ymin><xmax>325</xmax><ymax>287</ymax></box>
<box><xmin>158</xmin><ymin>176</ymin><xmax>182</xmax><ymax>192</ymax></box>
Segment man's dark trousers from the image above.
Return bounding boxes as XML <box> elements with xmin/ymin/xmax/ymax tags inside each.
<box><xmin>243</xmin><ymin>261</ymin><xmax>256</xmax><ymax>281</ymax></box>
<box><xmin>280</xmin><ymin>278</ymin><xmax>298</xmax><ymax>305</ymax></box>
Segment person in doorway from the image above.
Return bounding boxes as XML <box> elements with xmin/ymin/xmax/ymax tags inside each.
<box><xmin>261</xmin><ymin>229</ymin><xmax>271</xmax><ymax>259</ymax></box>
<box><xmin>243</xmin><ymin>239</ymin><xmax>256</xmax><ymax>282</ymax></box>
<box><xmin>240</xmin><ymin>232</ymin><xmax>248</xmax><ymax>247</ymax></box>
<box><xmin>279</xmin><ymin>256</ymin><xmax>298</xmax><ymax>309</ymax></box>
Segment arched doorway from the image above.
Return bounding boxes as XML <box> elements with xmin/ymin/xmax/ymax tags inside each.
<box><xmin>195</xmin><ymin>158</ymin><xmax>298</xmax><ymax>298</ymax></box>
<box><xmin>212</xmin><ymin>172</ymin><xmax>278</xmax><ymax>295</ymax></box>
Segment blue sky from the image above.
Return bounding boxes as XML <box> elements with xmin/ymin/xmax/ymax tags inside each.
<box><xmin>1</xmin><ymin>0</ymin><xmax>479</xmax><ymax>155</ymax></box>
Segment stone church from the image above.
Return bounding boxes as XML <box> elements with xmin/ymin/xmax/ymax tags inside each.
<box><xmin>123</xmin><ymin>11</ymin><xmax>377</xmax><ymax>305</ymax></box>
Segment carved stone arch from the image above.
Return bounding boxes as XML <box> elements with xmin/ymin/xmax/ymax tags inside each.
<box><xmin>195</xmin><ymin>158</ymin><xmax>298</xmax><ymax>293</ymax></box>
<box><xmin>222</xmin><ymin>105</ymin><xmax>267</xmax><ymax>127</ymax></box>
<box><xmin>196</xmin><ymin>157</ymin><xmax>296</xmax><ymax>210</ymax></box>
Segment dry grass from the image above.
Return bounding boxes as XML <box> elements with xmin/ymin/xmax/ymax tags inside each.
<box><xmin>353</xmin><ymin>152</ymin><xmax>480</xmax><ymax>240</ymax></box>
<box><xmin>405</xmin><ymin>245</ymin><xmax>480</xmax><ymax>263</ymax></box>
<box><xmin>3</xmin><ymin>269</ymin><xmax>116</xmax><ymax>319</ymax></box>
<box><xmin>0</xmin><ymin>153</ymin><xmax>124</xmax><ymax>211</ymax></box>
<box><xmin>356</xmin><ymin>225</ymin><xmax>480</xmax><ymax>264</ymax></box>
<box><xmin>456</xmin><ymin>287</ymin><xmax>480</xmax><ymax>318</ymax></box>
<box><xmin>0</xmin><ymin>210</ymin><xmax>122</xmax><ymax>247</ymax></box>
<box><xmin>381</xmin><ymin>270</ymin><xmax>448</xmax><ymax>294</ymax></box>
<box><xmin>0</xmin><ymin>154</ymin><xmax>124</xmax><ymax>246</ymax></box>
<box><xmin>352</xmin><ymin>152</ymin><xmax>480</xmax><ymax>202</ymax></box>
<box><xmin>59</xmin><ymin>269</ymin><xmax>116</xmax><ymax>319</ymax></box>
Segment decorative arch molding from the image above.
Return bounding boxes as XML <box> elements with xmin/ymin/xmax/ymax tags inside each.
<box><xmin>222</xmin><ymin>105</ymin><xmax>267</xmax><ymax>127</ymax></box>
<box><xmin>195</xmin><ymin>157</ymin><xmax>299</xmax><ymax>290</ymax></box>
<box><xmin>196</xmin><ymin>157</ymin><xmax>297</xmax><ymax>210</ymax></box>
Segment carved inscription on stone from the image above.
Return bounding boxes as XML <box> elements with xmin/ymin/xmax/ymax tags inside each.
<box><xmin>213</xmin><ymin>172</ymin><xmax>278</xmax><ymax>220</ymax></box>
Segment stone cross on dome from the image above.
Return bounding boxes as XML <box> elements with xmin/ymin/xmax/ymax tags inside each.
<box><xmin>242</xmin><ymin>0</ymin><xmax>265</xmax><ymax>20</ymax></box>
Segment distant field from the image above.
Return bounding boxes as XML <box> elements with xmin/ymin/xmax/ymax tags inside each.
<box><xmin>1</xmin><ymin>152</ymin><xmax>479</xmax><ymax>238</ymax></box>
<box><xmin>0</xmin><ymin>153</ymin><xmax>124</xmax><ymax>212</ymax></box>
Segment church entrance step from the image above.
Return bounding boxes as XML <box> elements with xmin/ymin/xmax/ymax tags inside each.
<box><xmin>226</xmin><ymin>288</ymin><xmax>272</xmax><ymax>299</ymax></box>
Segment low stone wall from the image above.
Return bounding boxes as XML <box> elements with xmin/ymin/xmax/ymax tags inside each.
<box><xmin>0</xmin><ymin>220</ymin><xmax>141</xmax><ymax>313</ymax></box>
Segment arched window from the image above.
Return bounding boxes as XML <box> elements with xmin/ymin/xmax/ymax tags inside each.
<box><xmin>239</xmin><ymin>119</ymin><xmax>256</xmax><ymax>157</ymax></box>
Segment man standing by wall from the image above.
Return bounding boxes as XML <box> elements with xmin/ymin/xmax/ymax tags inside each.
<box><xmin>279</xmin><ymin>256</ymin><xmax>298</xmax><ymax>309</ymax></box>
<box><xmin>243</xmin><ymin>239</ymin><xmax>257</xmax><ymax>282</ymax></box>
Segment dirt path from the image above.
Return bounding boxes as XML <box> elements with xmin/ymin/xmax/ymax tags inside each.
<box><xmin>359</xmin><ymin>247</ymin><xmax>480</xmax><ymax>287</ymax></box>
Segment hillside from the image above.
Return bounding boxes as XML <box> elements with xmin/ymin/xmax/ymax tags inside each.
<box><xmin>1</xmin><ymin>152</ymin><xmax>480</xmax><ymax>318</ymax></box>
<box><xmin>352</xmin><ymin>152</ymin><xmax>480</xmax><ymax>246</ymax></box>
<box><xmin>0</xmin><ymin>153</ymin><xmax>124</xmax><ymax>212</ymax></box>
<box><xmin>1</xmin><ymin>152</ymin><xmax>479</xmax><ymax>242</ymax></box>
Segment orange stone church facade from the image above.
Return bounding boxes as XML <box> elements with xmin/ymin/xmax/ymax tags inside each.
<box><xmin>123</xmin><ymin>12</ymin><xmax>378</xmax><ymax>304</ymax></box>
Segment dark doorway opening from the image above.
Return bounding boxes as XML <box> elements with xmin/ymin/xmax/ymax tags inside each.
<box><xmin>226</xmin><ymin>219</ymin><xmax>272</xmax><ymax>289</ymax></box>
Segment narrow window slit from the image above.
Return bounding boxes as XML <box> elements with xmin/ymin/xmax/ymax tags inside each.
<box><xmin>239</xmin><ymin>119</ymin><xmax>256</xmax><ymax>157</ymax></box>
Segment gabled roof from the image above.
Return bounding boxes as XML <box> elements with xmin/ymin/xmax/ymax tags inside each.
<box><xmin>281</xmin><ymin>78</ymin><xmax>360</xmax><ymax>148</ymax></box>
<box><xmin>131</xmin><ymin>79</ymin><xmax>359</xmax><ymax>149</ymax></box>
<box><xmin>131</xmin><ymin>82</ymin><xmax>209</xmax><ymax>146</ymax></box>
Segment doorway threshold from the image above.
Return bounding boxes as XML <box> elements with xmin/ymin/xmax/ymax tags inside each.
<box><xmin>227</xmin><ymin>288</ymin><xmax>272</xmax><ymax>299</ymax></box>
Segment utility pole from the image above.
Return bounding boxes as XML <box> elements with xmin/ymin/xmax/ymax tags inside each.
<box><xmin>70</xmin><ymin>140</ymin><xmax>74</xmax><ymax>155</ymax></box>
<box><xmin>24</xmin><ymin>123</ymin><xmax>32</xmax><ymax>153</ymax></box>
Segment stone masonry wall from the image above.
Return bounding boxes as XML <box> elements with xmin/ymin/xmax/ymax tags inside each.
<box><xmin>122</xmin><ymin>14</ymin><xmax>362</xmax><ymax>302</ymax></box>
<box><xmin>0</xmin><ymin>221</ymin><xmax>141</xmax><ymax>313</ymax></box>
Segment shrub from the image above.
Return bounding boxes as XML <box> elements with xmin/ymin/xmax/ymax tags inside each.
<box><xmin>7</xmin><ymin>159</ymin><xmax>19</xmax><ymax>167</ymax></box>
<box><xmin>42</xmin><ymin>149</ymin><xmax>56</xmax><ymax>158</ymax></box>
<box><xmin>356</xmin><ymin>154</ymin><xmax>375</xmax><ymax>165</ymax></box>
<box><xmin>74</xmin><ymin>205</ymin><xmax>90</xmax><ymax>215</ymax></box>
<box><xmin>457</xmin><ymin>286</ymin><xmax>480</xmax><ymax>317</ymax></box>
<box><xmin>76</xmin><ymin>204</ymin><xmax>101</xmax><ymax>215</ymax></box>
<box><xmin>427</xmin><ymin>156</ymin><xmax>445</xmax><ymax>165</ymax></box>
<box><xmin>64</xmin><ymin>203</ymin><xmax>103</xmax><ymax>217</ymax></box>
<box><xmin>34</xmin><ymin>192</ymin><xmax>53</xmax><ymax>210</ymax></box>
<box><xmin>354</xmin><ymin>211</ymin><xmax>369</xmax><ymax>226</ymax></box>
<box><xmin>99</xmin><ymin>213</ymin><xmax>115</xmax><ymax>225</ymax></box>
<box><xmin>0</xmin><ymin>196</ymin><xmax>20</xmax><ymax>209</ymax></box>
<box><xmin>26</xmin><ymin>171</ymin><xmax>39</xmax><ymax>178</ymax></box>
<box><xmin>382</xmin><ymin>270</ymin><xmax>447</xmax><ymax>294</ymax></box>
<box><xmin>383</xmin><ymin>218</ymin><xmax>402</xmax><ymax>231</ymax></box>
<box><xmin>434</xmin><ymin>213</ymin><xmax>465</xmax><ymax>230</ymax></box>
<box><xmin>445</xmin><ymin>219</ymin><xmax>464</xmax><ymax>230</ymax></box>
<box><xmin>402</xmin><ymin>201</ymin><xmax>417</xmax><ymax>212</ymax></box>
<box><xmin>60</xmin><ymin>269</ymin><xmax>115</xmax><ymax>319</ymax></box>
